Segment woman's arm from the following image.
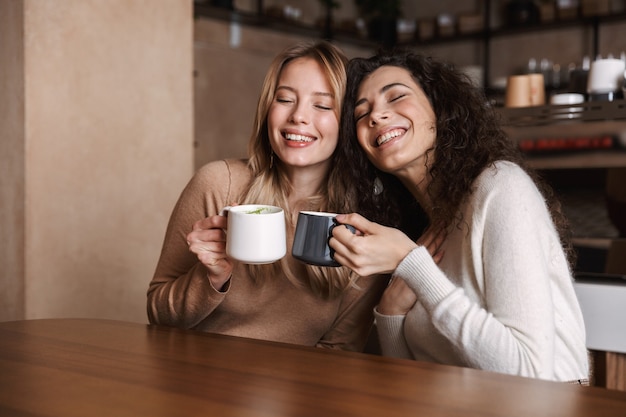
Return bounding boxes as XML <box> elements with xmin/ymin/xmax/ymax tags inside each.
<box><xmin>329</xmin><ymin>218</ymin><xmax>445</xmax><ymax>355</ymax></box>
<box><xmin>315</xmin><ymin>273</ymin><xmax>389</xmax><ymax>352</ymax></box>
<box><xmin>147</xmin><ymin>161</ymin><xmax>237</xmax><ymax>328</ymax></box>
<box><xmin>396</xmin><ymin>164</ymin><xmax>574</xmax><ymax>378</ymax></box>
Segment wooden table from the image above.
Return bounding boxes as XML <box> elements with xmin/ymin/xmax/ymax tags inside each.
<box><xmin>1</xmin><ymin>319</ymin><xmax>625</xmax><ymax>416</ymax></box>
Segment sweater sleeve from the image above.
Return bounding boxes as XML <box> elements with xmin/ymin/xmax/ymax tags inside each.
<box><xmin>373</xmin><ymin>307</ymin><xmax>413</xmax><ymax>359</ymax></box>
<box><xmin>147</xmin><ymin>159</ymin><xmax>248</xmax><ymax>329</ymax></box>
<box><xmin>316</xmin><ymin>274</ymin><xmax>389</xmax><ymax>352</ymax></box>
<box><xmin>394</xmin><ymin>163</ymin><xmax>573</xmax><ymax>379</ymax></box>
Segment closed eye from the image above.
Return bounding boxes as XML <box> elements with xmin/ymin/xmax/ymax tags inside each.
<box><xmin>355</xmin><ymin>110</ymin><xmax>370</xmax><ymax>121</ymax></box>
<box><xmin>354</xmin><ymin>102</ymin><xmax>370</xmax><ymax>121</ymax></box>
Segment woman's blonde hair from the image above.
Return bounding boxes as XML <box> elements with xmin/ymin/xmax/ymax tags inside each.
<box><xmin>241</xmin><ymin>41</ymin><xmax>356</xmax><ymax>298</ymax></box>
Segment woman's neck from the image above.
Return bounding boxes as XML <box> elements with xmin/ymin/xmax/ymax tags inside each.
<box><xmin>285</xmin><ymin>164</ymin><xmax>328</xmax><ymax>199</ymax></box>
<box><xmin>283</xmin><ymin>165</ymin><xmax>329</xmax><ymax>215</ymax></box>
<box><xmin>398</xmin><ymin>173</ymin><xmax>433</xmax><ymax>215</ymax></box>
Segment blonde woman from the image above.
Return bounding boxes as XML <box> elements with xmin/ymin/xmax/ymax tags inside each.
<box><xmin>147</xmin><ymin>41</ymin><xmax>387</xmax><ymax>351</ymax></box>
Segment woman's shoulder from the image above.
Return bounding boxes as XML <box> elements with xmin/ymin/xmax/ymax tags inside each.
<box><xmin>186</xmin><ymin>159</ymin><xmax>252</xmax><ymax>199</ymax></box>
<box><xmin>477</xmin><ymin>161</ymin><xmax>534</xmax><ymax>190</ymax></box>
<box><xmin>472</xmin><ymin>161</ymin><xmax>544</xmax><ymax>209</ymax></box>
<box><xmin>195</xmin><ymin>158</ymin><xmax>249</xmax><ymax>177</ymax></box>
<box><xmin>192</xmin><ymin>159</ymin><xmax>250</xmax><ymax>184</ymax></box>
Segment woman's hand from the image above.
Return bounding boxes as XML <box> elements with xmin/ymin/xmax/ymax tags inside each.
<box><xmin>377</xmin><ymin>224</ymin><xmax>447</xmax><ymax>316</ymax></box>
<box><xmin>330</xmin><ymin>213</ymin><xmax>418</xmax><ymax>277</ymax></box>
<box><xmin>416</xmin><ymin>222</ymin><xmax>446</xmax><ymax>265</ymax></box>
<box><xmin>186</xmin><ymin>215</ymin><xmax>233</xmax><ymax>290</ymax></box>
<box><xmin>377</xmin><ymin>278</ymin><xmax>416</xmax><ymax>316</ymax></box>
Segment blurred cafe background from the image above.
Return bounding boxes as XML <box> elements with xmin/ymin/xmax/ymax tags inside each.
<box><xmin>1</xmin><ymin>0</ymin><xmax>625</xmax><ymax>390</ymax></box>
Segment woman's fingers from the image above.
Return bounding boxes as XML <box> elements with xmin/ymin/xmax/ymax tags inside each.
<box><xmin>186</xmin><ymin>215</ymin><xmax>231</xmax><ymax>272</ymax></box>
<box><xmin>331</xmin><ymin>214</ymin><xmax>418</xmax><ymax>276</ymax></box>
<box><xmin>192</xmin><ymin>214</ymin><xmax>227</xmax><ymax>231</ymax></box>
<box><xmin>431</xmin><ymin>247</ymin><xmax>445</xmax><ymax>264</ymax></box>
<box><xmin>334</xmin><ymin>213</ymin><xmax>372</xmax><ymax>236</ymax></box>
<box><xmin>187</xmin><ymin>227</ymin><xmax>226</xmax><ymax>247</ymax></box>
<box><xmin>377</xmin><ymin>278</ymin><xmax>417</xmax><ymax>316</ymax></box>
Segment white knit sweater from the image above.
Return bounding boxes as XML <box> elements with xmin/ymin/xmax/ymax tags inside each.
<box><xmin>375</xmin><ymin>161</ymin><xmax>589</xmax><ymax>382</ymax></box>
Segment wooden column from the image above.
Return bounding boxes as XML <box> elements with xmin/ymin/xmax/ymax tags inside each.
<box><xmin>591</xmin><ymin>350</ymin><xmax>626</xmax><ymax>391</ymax></box>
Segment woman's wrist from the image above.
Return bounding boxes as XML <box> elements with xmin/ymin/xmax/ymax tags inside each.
<box><xmin>377</xmin><ymin>294</ymin><xmax>406</xmax><ymax>316</ymax></box>
<box><xmin>377</xmin><ymin>301</ymin><xmax>404</xmax><ymax>316</ymax></box>
<box><xmin>208</xmin><ymin>273</ymin><xmax>231</xmax><ymax>292</ymax></box>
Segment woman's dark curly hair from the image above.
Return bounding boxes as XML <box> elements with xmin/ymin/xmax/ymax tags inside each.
<box><xmin>337</xmin><ymin>48</ymin><xmax>575</xmax><ymax>267</ymax></box>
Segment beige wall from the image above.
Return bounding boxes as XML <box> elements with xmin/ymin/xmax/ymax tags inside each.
<box><xmin>0</xmin><ymin>1</ymin><xmax>26</xmax><ymax>321</ymax></box>
<box><xmin>0</xmin><ymin>0</ymin><xmax>193</xmax><ymax>323</ymax></box>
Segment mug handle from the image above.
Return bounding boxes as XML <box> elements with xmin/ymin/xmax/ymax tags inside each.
<box><xmin>329</xmin><ymin>219</ymin><xmax>357</xmax><ymax>236</ymax></box>
<box><xmin>328</xmin><ymin>221</ymin><xmax>357</xmax><ymax>263</ymax></box>
<box><xmin>219</xmin><ymin>206</ymin><xmax>233</xmax><ymax>217</ymax></box>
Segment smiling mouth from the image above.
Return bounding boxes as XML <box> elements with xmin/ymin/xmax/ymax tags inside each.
<box><xmin>284</xmin><ymin>133</ymin><xmax>315</xmax><ymax>143</ymax></box>
<box><xmin>376</xmin><ymin>129</ymin><xmax>405</xmax><ymax>146</ymax></box>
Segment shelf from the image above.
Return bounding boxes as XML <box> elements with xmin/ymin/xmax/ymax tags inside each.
<box><xmin>194</xmin><ymin>4</ymin><xmax>321</xmax><ymax>36</ymax></box>
<box><xmin>497</xmin><ymin>101</ymin><xmax>626</xmax><ymax>170</ymax></box>
<box><xmin>573</xmin><ymin>237</ymin><xmax>613</xmax><ymax>249</ymax></box>
<box><xmin>497</xmin><ymin>101</ymin><xmax>626</xmax><ymax>127</ymax></box>
<box><xmin>523</xmin><ymin>152</ymin><xmax>626</xmax><ymax>170</ymax></box>
<box><xmin>194</xmin><ymin>2</ymin><xmax>626</xmax><ymax>92</ymax></box>
<box><xmin>193</xmin><ymin>3</ymin><xmax>379</xmax><ymax>50</ymax></box>
<box><xmin>488</xmin><ymin>12</ymin><xmax>626</xmax><ymax>38</ymax></box>
<box><xmin>194</xmin><ymin>3</ymin><xmax>626</xmax><ymax>49</ymax></box>
<box><xmin>409</xmin><ymin>12</ymin><xmax>626</xmax><ymax>47</ymax></box>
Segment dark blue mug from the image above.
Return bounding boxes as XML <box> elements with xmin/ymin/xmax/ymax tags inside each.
<box><xmin>292</xmin><ymin>211</ymin><xmax>355</xmax><ymax>267</ymax></box>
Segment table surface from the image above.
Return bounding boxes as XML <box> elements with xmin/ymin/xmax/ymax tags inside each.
<box><xmin>1</xmin><ymin>319</ymin><xmax>625</xmax><ymax>417</ymax></box>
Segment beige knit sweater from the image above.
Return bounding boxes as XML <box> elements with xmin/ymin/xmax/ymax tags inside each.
<box><xmin>147</xmin><ymin>159</ymin><xmax>387</xmax><ymax>351</ymax></box>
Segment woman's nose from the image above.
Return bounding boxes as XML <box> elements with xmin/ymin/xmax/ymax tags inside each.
<box><xmin>290</xmin><ymin>104</ymin><xmax>308</xmax><ymax>124</ymax></box>
<box><xmin>369</xmin><ymin>108</ymin><xmax>388</xmax><ymax>127</ymax></box>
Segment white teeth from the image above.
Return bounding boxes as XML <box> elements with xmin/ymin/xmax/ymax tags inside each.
<box><xmin>285</xmin><ymin>133</ymin><xmax>314</xmax><ymax>142</ymax></box>
<box><xmin>377</xmin><ymin>129</ymin><xmax>403</xmax><ymax>146</ymax></box>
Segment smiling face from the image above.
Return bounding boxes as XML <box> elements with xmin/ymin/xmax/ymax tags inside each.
<box><xmin>267</xmin><ymin>57</ymin><xmax>339</xmax><ymax>176</ymax></box>
<box><xmin>354</xmin><ymin>65</ymin><xmax>437</xmax><ymax>185</ymax></box>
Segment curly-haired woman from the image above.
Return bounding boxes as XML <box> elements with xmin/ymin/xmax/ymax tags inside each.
<box><xmin>330</xmin><ymin>49</ymin><xmax>589</xmax><ymax>382</ymax></box>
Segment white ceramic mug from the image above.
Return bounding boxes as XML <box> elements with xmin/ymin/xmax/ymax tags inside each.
<box><xmin>587</xmin><ymin>58</ymin><xmax>626</xmax><ymax>94</ymax></box>
<box><xmin>220</xmin><ymin>205</ymin><xmax>286</xmax><ymax>264</ymax></box>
